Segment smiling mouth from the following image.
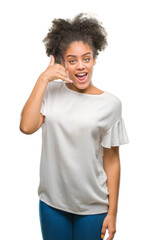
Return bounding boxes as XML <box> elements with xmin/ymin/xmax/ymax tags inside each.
<box><xmin>75</xmin><ymin>73</ymin><xmax>88</xmax><ymax>82</ymax></box>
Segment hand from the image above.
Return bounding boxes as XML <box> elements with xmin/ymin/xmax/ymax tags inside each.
<box><xmin>41</xmin><ymin>55</ymin><xmax>73</xmax><ymax>83</ymax></box>
<box><xmin>101</xmin><ymin>213</ymin><xmax>116</xmax><ymax>240</ymax></box>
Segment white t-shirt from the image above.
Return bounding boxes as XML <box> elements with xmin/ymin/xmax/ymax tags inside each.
<box><xmin>38</xmin><ymin>80</ymin><xmax>129</xmax><ymax>215</ymax></box>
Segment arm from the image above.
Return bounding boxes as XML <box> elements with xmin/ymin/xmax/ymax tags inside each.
<box><xmin>103</xmin><ymin>146</ymin><xmax>120</xmax><ymax>217</ymax></box>
<box><xmin>19</xmin><ymin>55</ymin><xmax>72</xmax><ymax>135</ymax></box>
<box><xmin>19</xmin><ymin>74</ymin><xmax>49</xmax><ymax>134</ymax></box>
<box><xmin>101</xmin><ymin>146</ymin><xmax>120</xmax><ymax>240</ymax></box>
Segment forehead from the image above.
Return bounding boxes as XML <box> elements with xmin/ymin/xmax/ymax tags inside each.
<box><xmin>64</xmin><ymin>41</ymin><xmax>93</xmax><ymax>58</ymax></box>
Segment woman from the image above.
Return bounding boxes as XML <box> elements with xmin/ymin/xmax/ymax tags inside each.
<box><xmin>20</xmin><ymin>13</ymin><xmax>129</xmax><ymax>240</ymax></box>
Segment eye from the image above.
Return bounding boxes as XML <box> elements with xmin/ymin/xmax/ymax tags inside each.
<box><xmin>84</xmin><ymin>58</ymin><xmax>90</xmax><ymax>62</ymax></box>
<box><xmin>69</xmin><ymin>59</ymin><xmax>76</xmax><ymax>64</ymax></box>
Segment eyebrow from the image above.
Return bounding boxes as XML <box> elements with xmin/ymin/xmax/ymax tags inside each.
<box><xmin>66</xmin><ymin>52</ymin><xmax>92</xmax><ymax>58</ymax></box>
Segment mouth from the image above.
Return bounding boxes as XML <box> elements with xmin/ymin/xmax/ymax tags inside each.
<box><xmin>75</xmin><ymin>73</ymin><xmax>88</xmax><ymax>83</ymax></box>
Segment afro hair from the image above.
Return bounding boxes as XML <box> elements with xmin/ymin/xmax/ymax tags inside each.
<box><xmin>42</xmin><ymin>13</ymin><xmax>108</xmax><ymax>64</ymax></box>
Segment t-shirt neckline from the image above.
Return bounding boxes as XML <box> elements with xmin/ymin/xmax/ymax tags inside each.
<box><xmin>63</xmin><ymin>82</ymin><xmax>106</xmax><ymax>97</ymax></box>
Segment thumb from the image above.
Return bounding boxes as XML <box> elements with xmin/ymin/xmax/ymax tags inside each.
<box><xmin>101</xmin><ymin>225</ymin><xmax>106</xmax><ymax>239</ymax></box>
<box><xmin>49</xmin><ymin>55</ymin><xmax>55</xmax><ymax>66</ymax></box>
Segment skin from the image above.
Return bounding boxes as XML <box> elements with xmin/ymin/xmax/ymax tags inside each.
<box><xmin>61</xmin><ymin>41</ymin><xmax>104</xmax><ymax>95</ymax></box>
<box><xmin>62</xmin><ymin>41</ymin><xmax>120</xmax><ymax>240</ymax></box>
<box><xmin>102</xmin><ymin>146</ymin><xmax>120</xmax><ymax>240</ymax></box>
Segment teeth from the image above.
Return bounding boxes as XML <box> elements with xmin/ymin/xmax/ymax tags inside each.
<box><xmin>76</xmin><ymin>73</ymin><xmax>87</xmax><ymax>76</ymax></box>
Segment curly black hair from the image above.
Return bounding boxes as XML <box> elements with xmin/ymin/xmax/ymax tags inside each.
<box><xmin>42</xmin><ymin>13</ymin><xmax>108</xmax><ymax>64</ymax></box>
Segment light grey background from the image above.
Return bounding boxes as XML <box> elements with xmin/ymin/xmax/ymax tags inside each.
<box><xmin>0</xmin><ymin>0</ymin><xmax>148</xmax><ymax>239</ymax></box>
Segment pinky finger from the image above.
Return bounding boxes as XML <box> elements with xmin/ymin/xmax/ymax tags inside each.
<box><xmin>58</xmin><ymin>73</ymin><xmax>73</xmax><ymax>83</ymax></box>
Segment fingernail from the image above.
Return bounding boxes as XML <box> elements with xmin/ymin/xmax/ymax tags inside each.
<box><xmin>69</xmin><ymin>80</ymin><xmax>73</xmax><ymax>83</ymax></box>
<box><xmin>101</xmin><ymin>235</ymin><xmax>104</xmax><ymax>239</ymax></box>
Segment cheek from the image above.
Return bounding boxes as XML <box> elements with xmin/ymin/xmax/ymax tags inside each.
<box><xmin>87</xmin><ymin>66</ymin><xmax>93</xmax><ymax>74</ymax></box>
<box><xmin>67</xmin><ymin>66</ymin><xmax>76</xmax><ymax>75</ymax></box>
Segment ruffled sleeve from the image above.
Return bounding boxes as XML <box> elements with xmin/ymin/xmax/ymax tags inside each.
<box><xmin>101</xmin><ymin>117</ymin><xmax>129</xmax><ymax>148</ymax></box>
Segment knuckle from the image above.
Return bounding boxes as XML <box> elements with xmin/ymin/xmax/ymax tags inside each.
<box><xmin>55</xmin><ymin>73</ymin><xmax>59</xmax><ymax>78</ymax></box>
<box><xmin>102</xmin><ymin>224</ymin><xmax>106</xmax><ymax>228</ymax></box>
<box><xmin>56</xmin><ymin>64</ymin><xmax>60</xmax><ymax>69</ymax></box>
<box><xmin>56</xmin><ymin>69</ymin><xmax>60</xmax><ymax>74</ymax></box>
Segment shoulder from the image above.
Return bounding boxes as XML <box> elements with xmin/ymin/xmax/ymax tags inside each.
<box><xmin>46</xmin><ymin>80</ymin><xmax>62</xmax><ymax>93</ymax></box>
<box><xmin>104</xmin><ymin>91</ymin><xmax>122</xmax><ymax>124</ymax></box>
<box><xmin>105</xmin><ymin>91</ymin><xmax>122</xmax><ymax>110</ymax></box>
<box><xmin>105</xmin><ymin>90</ymin><xmax>121</xmax><ymax>103</ymax></box>
<box><xmin>43</xmin><ymin>80</ymin><xmax>62</xmax><ymax>101</ymax></box>
<box><xmin>47</xmin><ymin>80</ymin><xmax>61</xmax><ymax>89</ymax></box>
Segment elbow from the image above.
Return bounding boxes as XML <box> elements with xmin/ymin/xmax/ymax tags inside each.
<box><xmin>19</xmin><ymin>126</ymin><xmax>33</xmax><ymax>135</ymax></box>
<box><xmin>19</xmin><ymin>123</ymin><xmax>35</xmax><ymax>135</ymax></box>
<box><xmin>19</xmin><ymin>114</ymin><xmax>41</xmax><ymax>134</ymax></box>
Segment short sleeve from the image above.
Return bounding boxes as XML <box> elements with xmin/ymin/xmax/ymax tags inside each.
<box><xmin>40</xmin><ymin>96</ymin><xmax>47</xmax><ymax>116</ymax></box>
<box><xmin>100</xmin><ymin>96</ymin><xmax>129</xmax><ymax>148</ymax></box>
<box><xmin>40</xmin><ymin>81</ymin><xmax>60</xmax><ymax>116</ymax></box>
<box><xmin>40</xmin><ymin>84</ymin><xmax>49</xmax><ymax>116</ymax></box>
<box><xmin>101</xmin><ymin>117</ymin><xmax>129</xmax><ymax>148</ymax></box>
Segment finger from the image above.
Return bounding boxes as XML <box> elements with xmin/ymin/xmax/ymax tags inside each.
<box><xmin>56</xmin><ymin>69</ymin><xmax>71</xmax><ymax>80</ymax></box>
<box><xmin>57</xmin><ymin>66</ymin><xmax>68</xmax><ymax>75</ymax></box>
<box><xmin>101</xmin><ymin>232</ymin><xmax>106</xmax><ymax>238</ymax></box>
<box><xmin>107</xmin><ymin>230</ymin><xmax>115</xmax><ymax>240</ymax></box>
<box><xmin>101</xmin><ymin>226</ymin><xmax>106</xmax><ymax>239</ymax></box>
<box><xmin>57</xmin><ymin>64</ymin><xmax>68</xmax><ymax>73</ymax></box>
<box><xmin>56</xmin><ymin>69</ymin><xmax>68</xmax><ymax>79</ymax></box>
<box><xmin>101</xmin><ymin>234</ymin><xmax>105</xmax><ymax>239</ymax></box>
<box><xmin>57</xmin><ymin>72</ymin><xmax>73</xmax><ymax>83</ymax></box>
<box><xmin>49</xmin><ymin>55</ymin><xmax>55</xmax><ymax>66</ymax></box>
<box><xmin>61</xmin><ymin>65</ymin><xmax>70</xmax><ymax>80</ymax></box>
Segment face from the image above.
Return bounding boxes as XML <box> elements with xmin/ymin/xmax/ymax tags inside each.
<box><xmin>62</xmin><ymin>41</ymin><xmax>96</xmax><ymax>90</ymax></box>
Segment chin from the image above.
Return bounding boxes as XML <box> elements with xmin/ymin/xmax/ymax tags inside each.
<box><xmin>74</xmin><ymin>80</ymin><xmax>90</xmax><ymax>89</ymax></box>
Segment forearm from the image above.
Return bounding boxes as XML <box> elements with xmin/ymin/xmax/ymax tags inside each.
<box><xmin>108</xmin><ymin>161</ymin><xmax>120</xmax><ymax>216</ymax></box>
<box><xmin>104</xmin><ymin>156</ymin><xmax>120</xmax><ymax>217</ymax></box>
<box><xmin>20</xmin><ymin>73</ymin><xmax>49</xmax><ymax>133</ymax></box>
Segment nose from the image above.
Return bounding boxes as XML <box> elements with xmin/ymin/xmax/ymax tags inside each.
<box><xmin>77</xmin><ymin>60</ymin><xmax>85</xmax><ymax>70</ymax></box>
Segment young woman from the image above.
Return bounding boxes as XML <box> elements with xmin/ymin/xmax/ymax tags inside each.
<box><xmin>20</xmin><ymin>13</ymin><xmax>129</xmax><ymax>240</ymax></box>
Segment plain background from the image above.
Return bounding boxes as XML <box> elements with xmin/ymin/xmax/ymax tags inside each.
<box><xmin>0</xmin><ymin>0</ymin><xmax>149</xmax><ymax>239</ymax></box>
